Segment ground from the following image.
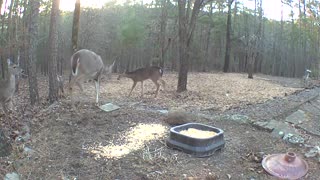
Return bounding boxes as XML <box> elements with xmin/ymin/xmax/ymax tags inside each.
<box><xmin>1</xmin><ymin>72</ymin><xmax>320</xmax><ymax>179</ymax></box>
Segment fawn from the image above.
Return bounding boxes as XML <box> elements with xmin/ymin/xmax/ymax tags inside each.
<box><xmin>117</xmin><ymin>66</ymin><xmax>166</xmax><ymax>97</ymax></box>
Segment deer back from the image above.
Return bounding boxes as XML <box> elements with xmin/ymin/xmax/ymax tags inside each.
<box><xmin>124</xmin><ymin>66</ymin><xmax>163</xmax><ymax>81</ymax></box>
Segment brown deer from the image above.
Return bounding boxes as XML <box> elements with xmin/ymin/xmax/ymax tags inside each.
<box><xmin>117</xmin><ymin>66</ymin><xmax>166</xmax><ymax>97</ymax></box>
<box><xmin>68</xmin><ymin>49</ymin><xmax>115</xmax><ymax>105</ymax></box>
<box><xmin>0</xmin><ymin>60</ymin><xmax>23</xmax><ymax>114</ymax></box>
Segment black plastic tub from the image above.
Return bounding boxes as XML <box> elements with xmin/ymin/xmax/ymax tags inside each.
<box><xmin>166</xmin><ymin>123</ymin><xmax>225</xmax><ymax>157</ymax></box>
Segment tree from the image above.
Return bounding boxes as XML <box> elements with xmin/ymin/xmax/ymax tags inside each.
<box><xmin>72</xmin><ymin>0</ymin><xmax>81</xmax><ymax>52</ymax></box>
<box><xmin>48</xmin><ymin>0</ymin><xmax>60</xmax><ymax>103</ymax></box>
<box><xmin>247</xmin><ymin>35</ymin><xmax>259</xmax><ymax>78</ymax></box>
<box><xmin>159</xmin><ymin>0</ymin><xmax>170</xmax><ymax>67</ymax></box>
<box><xmin>26</xmin><ymin>0</ymin><xmax>40</xmax><ymax>105</ymax></box>
<box><xmin>177</xmin><ymin>0</ymin><xmax>207</xmax><ymax>92</ymax></box>
<box><xmin>223</xmin><ymin>0</ymin><xmax>234</xmax><ymax>72</ymax></box>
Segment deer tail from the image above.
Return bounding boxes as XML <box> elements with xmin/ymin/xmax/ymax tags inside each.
<box><xmin>159</xmin><ymin>67</ymin><xmax>164</xmax><ymax>77</ymax></box>
<box><xmin>72</xmin><ymin>57</ymin><xmax>80</xmax><ymax>76</ymax></box>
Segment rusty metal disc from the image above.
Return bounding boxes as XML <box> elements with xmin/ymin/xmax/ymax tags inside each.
<box><xmin>262</xmin><ymin>152</ymin><xmax>308</xmax><ymax>180</ymax></box>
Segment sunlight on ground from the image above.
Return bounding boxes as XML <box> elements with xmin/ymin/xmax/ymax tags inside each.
<box><xmin>88</xmin><ymin>123</ymin><xmax>167</xmax><ymax>159</ymax></box>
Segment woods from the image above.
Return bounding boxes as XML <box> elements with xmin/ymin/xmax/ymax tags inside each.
<box><xmin>0</xmin><ymin>0</ymin><xmax>319</xmax><ymax>100</ymax></box>
<box><xmin>2</xmin><ymin>1</ymin><xmax>320</xmax><ymax>179</ymax></box>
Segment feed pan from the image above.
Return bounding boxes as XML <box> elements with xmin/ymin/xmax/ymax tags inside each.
<box><xmin>166</xmin><ymin>123</ymin><xmax>225</xmax><ymax>157</ymax></box>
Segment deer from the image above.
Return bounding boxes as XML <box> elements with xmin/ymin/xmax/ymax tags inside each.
<box><xmin>302</xmin><ymin>69</ymin><xmax>312</xmax><ymax>87</ymax></box>
<box><xmin>0</xmin><ymin>60</ymin><xmax>23</xmax><ymax>114</ymax></box>
<box><xmin>68</xmin><ymin>49</ymin><xmax>115</xmax><ymax>105</ymax></box>
<box><xmin>117</xmin><ymin>66</ymin><xmax>166</xmax><ymax>98</ymax></box>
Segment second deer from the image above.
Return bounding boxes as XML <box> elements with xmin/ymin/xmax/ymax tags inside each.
<box><xmin>0</xmin><ymin>60</ymin><xmax>23</xmax><ymax>114</ymax></box>
<box><xmin>117</xmin><ymin>66</ymin><xmax>166</xmax><ymax>97</ymax></box>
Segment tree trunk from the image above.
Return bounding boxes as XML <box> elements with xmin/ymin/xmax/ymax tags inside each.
<box><xmin>26</xmin><ymin>0</ymin><xmax>40</xmax><ymax>105</ymax></box>
<box><xmin>223</xmin><ymin>0</ymin><xmax>234</xmax><ymax>72</ymax></box>
<box><xmin>0</xmin><ymin>0</ymin><xmax>3</xmax><ymax>12</ymax></box>
<box><xmin>48</xmin><ymin>0</ymin><xmax>60</xmax><ymax>103</ymax></box>
<box><xmin>204</xmin><ymin>1</ymin><xmax>213</xmax><ymax>72</ymax></box>
<box><xmin>1</xmin><ymin>0</ymin><xmax>9</xmax><ymax>79</ymax></box>
<box><xmin>71</xmin><ymin>0</ymin><xmax>81</xmax><ymax>52</ymax></box>
<box><xmin>19</xmin><ymin>0</ymin><xmax>29</xmax><ymax>75</ymax></box>
<box><xmin>159</xmin><ymin>0</ymin><xmax>168</xmax><ymax>67</ymax></box>
<box><xmin>248</xmin><ymin>56</ymin><xmax>254</xmax><ymax>79</ymax></box>
<box><xmin>177</xmin><ymin>0</ymin><xmax>189</xmax><ymax>92</ymax></box>
<box><xmin>177</xmin><ymin>0</ymin><xmax>204</xmax><ymax>92</ymax></box>
<box><xmin>7</xmin><ymin>0</ymin><xmax>14</xmax><ymax>57</ymax></box>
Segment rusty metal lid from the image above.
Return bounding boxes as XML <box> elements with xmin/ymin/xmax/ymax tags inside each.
<box><xmin>262</xmin><ymin>152</ymin><xmax>308</xmax><ymax>179</ymax></box>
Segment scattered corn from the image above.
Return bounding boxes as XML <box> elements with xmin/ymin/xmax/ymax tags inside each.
<box><xmin>179</xmin><ymin>128</ymin><xmax>217</xmax><ymax>138</ymax></box>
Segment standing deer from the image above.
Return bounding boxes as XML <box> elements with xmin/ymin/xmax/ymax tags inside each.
<box><xmin>302</xmin><ymin>69</ymin><xmax>312</xmax><ymax>87</ymax></box>
<box><xmin>68</xmin><ymin>49</ymin><xmax>115</xmax><ymax>105</ymax></box>
<box><xmin>0</xmin><ymin>60</ymin><xmax>23</xmax><ymax>114</ymax></box>
<box><xmin>117</xmin><ymin>66</ymin><xmax>166</xmax><ymax>97</ymax></box>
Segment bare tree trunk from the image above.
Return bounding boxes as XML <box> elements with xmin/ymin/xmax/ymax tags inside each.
<box><xmin>26</xmin><ymin>0</ymin><xmax>39</xmax><ymax>105</ymax></box>
<box><xmin>177</xmin><ymin>0</ymin><xmax>204</xmax><ymax>92</ymax></box>
<box><xmin>1</xmin><ymin>0</ymin><xmax>9</xmax><ymax>79</ymax></box>
<box><xmin>177</xmin><ymin>0</ymin><xmax>189</xmax><ymax>92</ymax></box>
<box><xmin>71</xmin><ymin>0</ymin><xmax>80</xmax><ymax>52</ymax></box>
<box><xmin>254</xmin><ymin>0</ymin><xmax>263</xmax><ymax>73</ymax></box>
<box><xmin>223</xmin><ymin>0</ymin><xmax>234</xmax><ymax>72</ymax></box>
<box><xmin>7</xmin><ymin>0</ymin><xmax>14</xmax><ymax>57</ymax></box>
<box><xmin>159</xmin><ymin>0</ymin><xmax>168</xmax><ymax>67</ymax></box>
<box><xmin>0</xmin><ymin>0</ymin><xmax>3</xmax><ymax>12</ymax></box>
<box><xmin>19</xmin><ymin>0</ymin><xmax>28</xmax><ymax>75</ymax></box>
<box><xmin>204</xmin><ymin>1</ymin><xmax>213</xmax><ymax>72</ymax></box>
<box><xmin>48</xmin><ymin>0</ymin><xmax>60</xmax><ymax>103</ymax></box>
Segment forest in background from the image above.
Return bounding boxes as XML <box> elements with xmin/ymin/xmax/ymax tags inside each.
<box><xmin>1</xmin><ymin>0</ymin><xmax>320</xmax><ymax>94</ymax></box>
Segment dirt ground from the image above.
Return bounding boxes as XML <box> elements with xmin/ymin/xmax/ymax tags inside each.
<box><xmin>1</xmin><ymin>72</ymin><xmax>320</xmax><ymax>179</ymax></box>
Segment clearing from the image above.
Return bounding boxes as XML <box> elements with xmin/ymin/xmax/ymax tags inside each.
<box><xmin>1</xmin><ymin>72</ymin><xmax>320</xmax><ymax>180</ymax></box>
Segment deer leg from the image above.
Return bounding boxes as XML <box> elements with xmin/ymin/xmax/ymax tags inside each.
<box><xmin>141</xmin><ymin>81</ymin><xmax>144</xmax><ymax>97</ymax></box>
<box><xmin>2</xmin><ymin>102</ymin><xmax>8</xmax><ymax>115</ymax></box>
<box><xmin>152</xmin><ymin>79</ymin><xmax>160</xmax><ymax>98</ymax></box>
<box><xmin>8</xmin><ymin>99</ymin><xmax>14</xmax><ymax>112</ymax></box>
<box><xmin>94</xmin><ymin>80</ymin><xmax>100</xmax><ymax>105</ymax></box>
<box><xmin>60</xmin><ymin>85</ymin><xmax>65</xmax><ymax>98</ymax></box>
<box><xmin>159</xmin><ymin>79</ymin><xmax>166</xmax><ymax>91</ymax></box>
<box><xmin>76</xmin><ymin>82</ymin><xmax>84</xmax><ymax>92</ymax></box>
<box><xmin>128</xmin><ymin>81</ymin><xmax>137</xmax><ymax>97</ymax></box>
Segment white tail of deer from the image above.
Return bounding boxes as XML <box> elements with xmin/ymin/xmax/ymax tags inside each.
<box><xmin>68</xmin><ymin>49</ymin><xmax>115</xmax><ymax>105</ymax></box>
<box><xmin>57</xmin><ymin>75</ymin><xmax>64</xmax><ymax>97</ymax></box>
<box><xmin>0</xmin><ymin>59</ymin><xmax>23</xmax><ymax>114</ymax></box>
<box><xmin>117</xmin><ymin>66</ymin><xmax>166</xmax><ymax>97</ymax></box>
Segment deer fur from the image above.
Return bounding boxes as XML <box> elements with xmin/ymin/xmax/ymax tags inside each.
<box><xmin>117</xmin><ymin>66</ymin><xmax>166</xmax><ymax>97</ymax></box>
<box><xmin>68</xmin><ymin>49</ymin><xmax>115</xmax><ymax>105</ymax></box>
<box><xmin>0</xmin><ymin>60</ymin><xmax>23</xmax><ymax>114</ymax></box>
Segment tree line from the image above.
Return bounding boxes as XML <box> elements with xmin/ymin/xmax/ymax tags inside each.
<box><xmin>0</xmin><ymin>0</ymin><xmax>319</xmax><ymax>105</ymax></box>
